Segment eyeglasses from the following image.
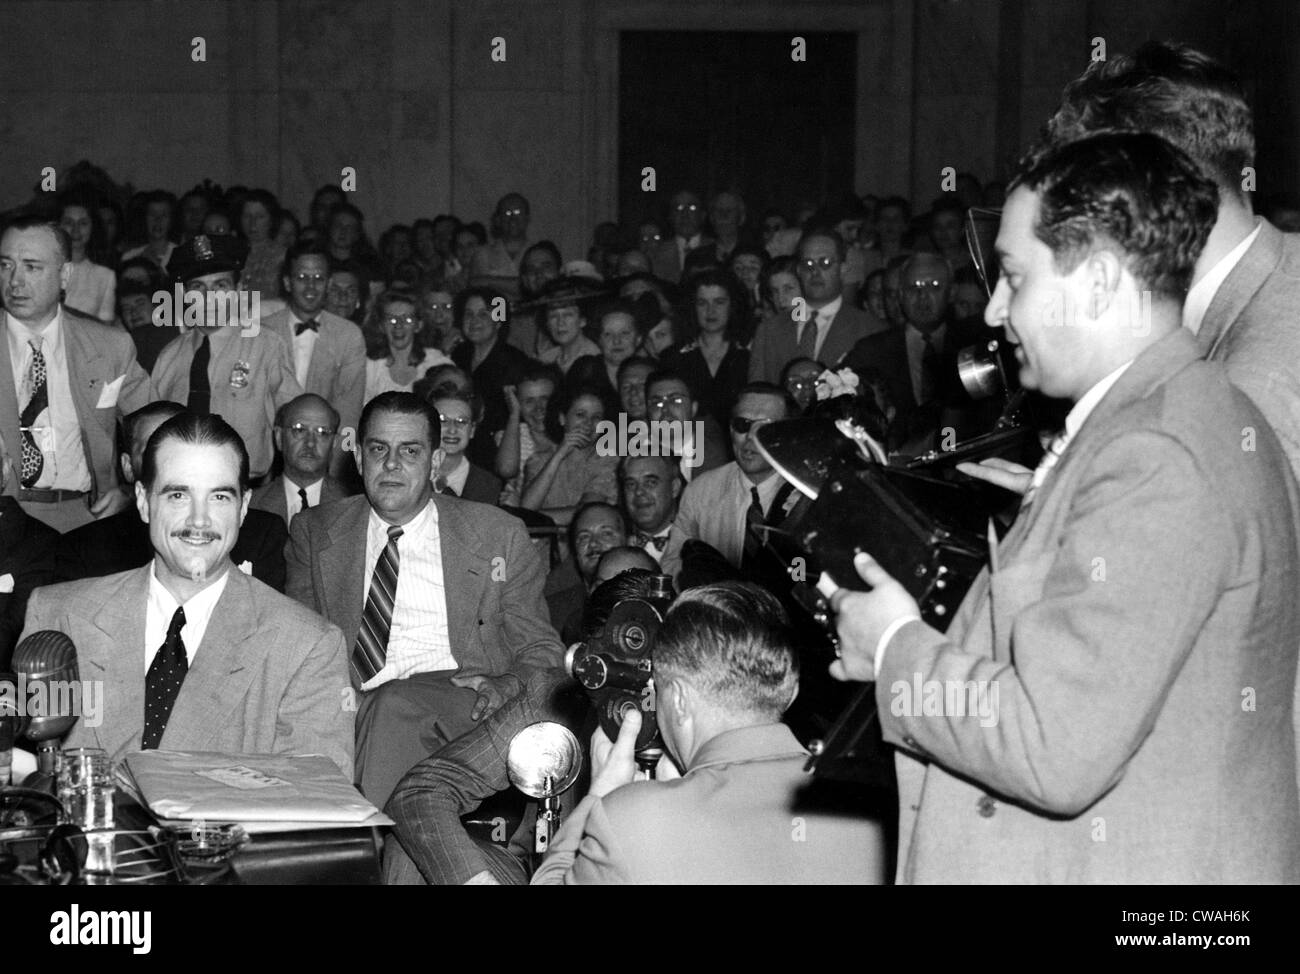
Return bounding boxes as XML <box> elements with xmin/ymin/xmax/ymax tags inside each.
<box><xmin>292</xmin><ymin>272</ymin><xmax>327</xmax><ymax>284</ymax></box>
<box><xmin>503</xmin><ymin>208</ymin><xmax>527</xmax><ymax>218</ymax></box>
<box><xmin>649</xmin><ymin>394</ymin><xmax>689</xmax><ymax>409</ymax></box>
<box><xmin>785</xmin><ymin>378</ymin><xmax>817</xmax><ymax>391</ymax></box>
<box><xmin>285</xmin><ymin>423</ymin><xmax>337</xmax><ymax>438</ymax></box>
<box><xmin>384</xmin><ymin>315</ymin><xmax>418</xmax><ymax>327</ymax></box>
<box><xmin>673</xmin><ymin>204</ymin><xmax>699</xmax><ymax>213</ymax></box>
<box><xmin>730</xmin><ymin>416</ymin><xmax>772</xmax><ymax>435</ymax></box>
<box><xmin>906</xmin><ymin>279</ymin><xmax>946</xmax><ymax>291</ymax></box>
<box><xmin>424</xmin><ymin>302</ymin><xmax>453</xmax><ymax>312</ymax></box>
<box><xmin>799</xmin><ymin>257</ymin><xmax>837</xmax><ymax>271</ymax></box>
<box><xmin>439</xmin><ymin>414</ymin><xmax>472</xmax><ymax>428</ymax></box>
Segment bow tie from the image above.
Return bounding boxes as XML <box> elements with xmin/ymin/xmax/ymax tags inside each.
<box><xmin>295</xmin><ymin>318</ymin><xmax>320</xmax><ymax>335</ymax></box>
<box><xmin>635</xmin><ymin>530</ymin><xmax>671</xmax><ymax>548</ymax></box>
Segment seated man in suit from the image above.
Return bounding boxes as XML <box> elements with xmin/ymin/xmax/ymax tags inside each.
<box><xmin>1</xmin><ymin>215</ymin><xmax>154</xmax><ymax>532</ymax></box>
<box><xmin>152</xmin><ymin>234</ymin><xmax>303</xmax><ymax>483</ymax></box>
<box><xmin>532</xmin><ymin>580</ymin><xmax>887</xmax><ymax>884</ymax></box>
<box><xmin>248</xmin><ymin>393</ymin><xmax>351</xmax><ymax>528</ymax></box>
<box><xmin>659</xmin><ymin>383</ymin><xmax>798</xmax><ymax>584</ymax></box>
<box><xmin>20</xmin><ymin>412</ymin><xmax>353</xmax><ymax>774</ymax></box>
<box><xmin>829</xmin><ymin>132</ymin><xmax>1300</xmax><ymax>883</ymax></box>
<box><xmin>747</xmin><ymin>228</ymin><xmax>885</xmax><ymax>385</ymax></box>
<box><xmin>260</xmin><ymin>242</ymin><xmax>366</xmax><ymax>478</ymax></box>
<box><xmin>841</xmin><ymin>252</ymin><xmax>991</xmax><ymax>455</ymax></box>
<box><xmin>286</xmin><ymin>391</ymin><xmax>565</xmax><ymax>807</ymax></box>
<box><xmin>385</xmin><ymin>569</ymin><xmax>660</xmax><ymax>885</ymax></box>
<box><xmin>644</xmin><ymin>368</ymin><xmax>729</xmax><ymax>481</ymax></box>
<box><xmin>649</xmin><ymin>190</ymin><xmax>710</xmax><ymax>284</ymax></box>
<box><xmin>58</xmin><ymin>401</ymin><xmax>289</xmax><ymax>592</ymax></box>
<box><xmin>430</xmin><ymin>391</ymin><xmax>503</xmax><ymax>504</ymax></box>
<box><xmin>0</xmin><ymin>436</ymin><xmax>59</xmax><ymax>668</ymax></box>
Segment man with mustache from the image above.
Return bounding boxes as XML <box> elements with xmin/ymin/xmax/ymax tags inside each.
<box><xmin>20</xmin><ymin>412</ymin><xmax>353</xmax><ymax>773</ymax></box>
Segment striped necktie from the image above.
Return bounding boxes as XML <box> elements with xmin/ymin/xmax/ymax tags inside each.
<box><xmin>353</xmin><ymin>525</ymin><xmax>403</xmax><ymax>682</ymax></box>
<box><xmin>1020</xmin><ymin>431</ymin><xmax>1070</xmax><ymax>511</ymax></box>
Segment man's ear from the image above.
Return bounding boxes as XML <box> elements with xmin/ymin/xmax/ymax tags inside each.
<box><xmin>1084</xmin><ymin>249</ymin><xmax>1124</xmax><ymax>319</ymax></box>
<box><xmin>134</xmin><ymin>480</ymin><xmax>150</xmax><ymax>524</ymax></box>
<box><xmin>670</xmin><ymin>476</ymin><xmax>683</xmax><ymax>501</ymax></box>
<box><xmin>119</xmin><ymin>452</ymin><xmax>133</xmax><ymax>486</ymax></box>
<box><xmin>272</xmin><ymin>427</ymin><xmax>283</xmax><ymax>455</ymax></box>
<box><xmin>239</xmin><ymin>487</ymin><xmax>251</xmax><ymax>526</ymax></box>
<box><xmin>431</xmin><ymin>448</ymin><xmax>447</xmax><ymax>480</ymax></box>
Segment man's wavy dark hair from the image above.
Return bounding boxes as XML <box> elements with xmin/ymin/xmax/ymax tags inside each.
<box><xmin>1035</xmin><ymin>40</ymin><xmax>1253</xmax><ymax>201</ymax></box>
<box><xmin>1010</xmin><ymin>131</ymin><xmax>1220</xmax><ymax>299</ymax></box>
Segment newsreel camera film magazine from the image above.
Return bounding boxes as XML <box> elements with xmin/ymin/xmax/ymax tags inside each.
<box><xmin>0</xmin><ymin>0</ymin><xmax>1292</xmax><ymax>954</ymax></box>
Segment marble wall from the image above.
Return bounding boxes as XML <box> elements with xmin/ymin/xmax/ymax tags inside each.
<box><xmin>0</xmin><ymin>0</ymin><xmax>1294</xmax><ymax>263</ymax></box>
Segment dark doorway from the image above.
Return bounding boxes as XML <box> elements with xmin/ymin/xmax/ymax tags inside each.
<box><xmin>618</xmin><ymin>30</ymin><xmax>857</xmax><ymax>235</ymax></box>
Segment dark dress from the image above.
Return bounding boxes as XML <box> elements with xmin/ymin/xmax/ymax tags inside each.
<box><xmin>452</xmin><ymin>338</ymin><xmax>535</xmax><ymax>469</ymax></box>
<box><xmin>661</xmin><ymin>340</ymin><xmax>751</xmax><ymax>427</ymax></box>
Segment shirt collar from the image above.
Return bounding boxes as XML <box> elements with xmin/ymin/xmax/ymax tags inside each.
<box><xmin>368</xmin><ymin>496</ymin><xmax>437</xmax><ymax>543</ymax></box>
<box><xmin>688</xmin><ymin>723</ymin><xmax>807</xmax><ymax>772</ymax></box>
<box><xmin>148</xmin><ymin>558</ymin><xmax>231</xmax><ymax>628</ymax></box>
<box><xmin>1183</xmin><ymin>219</ymin><xmax>1262</xmax><ymax>336</ymax></box>
<box><xmin>6</xmin><ymin>306</ymin><xmax>63</xmax><ymax>353</ymax></box>
<box><xmin>811</xmin><ymin>295</ymin><xmax>843</xmax><ymax>321</ymax></box>
<box><xmin>1065</xmin><ymin>359</ymin><xmax>1135</xmax><ymax>440</ymax></box>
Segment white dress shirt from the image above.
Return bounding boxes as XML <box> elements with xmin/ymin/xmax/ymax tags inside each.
<box><xmin>145</xmin><ymin>561</ymin><xmax>231</xmax><ymax>668</ymax></box>
<box><xmin>799</xmin><ymin>295</ymin><xmax>843</xmax><ymax>361</ymax></box>
<box><xmin>5</xmin><ymin>310</ymin><xmax>92</xmax><ymax>491</ymax></box>
<box><xmin>360</xmin><ymin>500</ymin><xmax>455</xmax><ymax>691</ymax></box>
<box><xmin>675</xmin><ymin>462</ymin><xmax>790</xmax><ymax>569</ymax></box>
<box><xmin>676</xmin><ymin>234</ymin><xmax>703</xmax><ymax>268</ymax></box>
<box><xmin>289</xmin><ymin>310</ymin><xmax>321</xmax><ymax>387</ymax></box>
<box><xmin>1182</xmin><ymin>220</ymin><xmax>1261</xmax><ymax>337</ymax></box>
<box><xmin>283</xmin><ymin>476</ymin><xmax>324</xmax><ymax>525</ymax></box>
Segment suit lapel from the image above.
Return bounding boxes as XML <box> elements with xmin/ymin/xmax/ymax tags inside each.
<box><xmin>0</xmin><ymin>330</ymin><xmax>19</xmax><ymax>490</ymax></box>
<box><xmin>162</xmin><ymin>567</ymin><xmax>265</xmax><ymax>751</ymax></box>
<box><xmin>432</xmin><ymin>495</ymin><xmax>489</xmax><ymax>651</ymax></box>
<box><xmin>82</xmin><ymin>567</ymin><xmax>151</xmax><ymax>759</ymax></box>
<box><xmin>1200</xmin><ymin>220</ymin><xmax>1280</xmax><ymax>358</ymax></box>
<box><xmin>321</xmin><ymin>496</ymin><xmax>371</xmax><ymax>643</ymax></box>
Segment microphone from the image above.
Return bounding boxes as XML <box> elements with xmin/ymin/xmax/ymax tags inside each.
<box><xmin>11</xmin><ymin>631</ymin><xmax>80</xmax><ymax>792</ymax></box>
<box><xmin>0</xmin><ymin>671</ymin><xmax>17</xmax><ymax>787</ymax></box>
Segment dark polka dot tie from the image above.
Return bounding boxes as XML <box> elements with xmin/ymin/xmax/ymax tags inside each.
<box><xmin>19</xmin><ymin>338</ymin><xmax>48</xmax><ymax>487</ymax></box>
<box><xmin>143</xmin><ymin>606</ymin><xmax>189</xmax><ymax>749</ymax></box>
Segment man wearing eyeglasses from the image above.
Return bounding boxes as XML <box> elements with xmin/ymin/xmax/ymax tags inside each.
<box><xmin>261</xmin><ymin>243</ymin><xmax>366</xmax><ymax>478</ymax></box>
<box><xmin>153</xmin><ymin>235</ymin><xmax>303</xmax><ymax>484</ymax></box>
<box><xmin>644</xmin><ymin>369</ymin><xmax>728</xmax><ymax>480</ymax></box>
<box><xmin>649</xmin><ymin>191</ymin><xmax>711</xmax><ymax>284</ymax></box>
<box><xmin>249</xmin><ymin>394</ymin><xmax>353</xmax><ymax>527</ymax></box>
<box><xmin>748</xmin><ymin>228</ymin><xmax>884</xmax><ymax>386</ymax></box>
<box><xmin>658</xmin><ymin>383</ymin><xmax>797</xmax><ymax>584</ymax></box>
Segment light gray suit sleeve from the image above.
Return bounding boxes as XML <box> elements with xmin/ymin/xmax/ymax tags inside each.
<box><xmin>529</xmin><ymin>793</ymin><xmax>634</xmax><ymax>885</ymax></box>
<box><xmin>285</xmin><ymin>514</ymin><xmax>321</xmax><ymax>614</ymax></box>
<box><xmin>874</xmin><ymin>429</ymin><xmax>1233</xmax><ymax>816</ymax></box>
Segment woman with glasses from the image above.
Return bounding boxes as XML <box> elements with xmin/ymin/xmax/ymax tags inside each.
<box><xmin>451</xmin><ymin>286</ymin><xmax>534</xmax><ymax>469</ymax></box>
<box><xmin>519</xmin><ymin>387</ymin><xmax>619</xmax><ymax>525</ymax></box>
<box><xmin>363</xmin><ymin>287</ymin><xmax>451</xmax><ymax>403</ymax></box>
<box><xmin>431</xmin><ymin>392</ymin><xmax>504</xmax><ymax>504</ymax></box>
<box><xmin>661</xmin><ymin>268</ymin><xmax>752</xmax><ymax>428</ymax></box>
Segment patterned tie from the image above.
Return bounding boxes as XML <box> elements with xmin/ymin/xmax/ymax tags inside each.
<box><xmin>188</xmin><ymin>335</ymin><xmax>211</xmax><ymax>416</ymax></box>
<box><xmin>1020</xmin><ymin>431</ymin><xmax>1070</xmax><ymax>511</ymax></box>
<box><xmin>19</xmin><ymin>338</ymin><xmax>48</xmax><ymax>488</ymax></box>
<box><xmin>797</xmin><ymin>308</ymin><xmax>819</xmax><ymax>358</ymax></box>
<box><xmin>353</xmin><ymin>526</ymin><xmax>403</xmax><ymax>682</ymax></box>
<box><xmin>143</xmin><ymin>607</ymin><xmax>189</xmax><ymax>749</ymax></box>
<box><xmin>298</xmin><ymin>486</ymin><xmax>311</xmax><ymax>511</ymax></box>
<box><xmin>295</xmin><ymin>318</ymin><xmax>320</xmax><ymax>336</ymax></box>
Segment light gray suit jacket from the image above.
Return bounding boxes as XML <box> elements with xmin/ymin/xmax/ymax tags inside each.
<box><xmin>260</xmin><ymin>308</ymin><xmax>367</xmax><ymax>443</ymax></box>
<box><xmin>747</xmin><ymin>302</ymin><xmax>887</xmax><ymax>384</ymax></box>
<box><xmin>285</xmin><ymin>494</ymin><xmax>564</xmax><ymax>687</ymax></box>
<box><xmin>21</xmin><ymin>563</ymin><xmax>354</xmax><ymax>777</ymax></box>
<box><xmin>0</xmin><ymin>306</ymin><xmax>153</xmax><ymax>505</ymax></box>
<box><xmin>531</xmin><ymin>723</ymin><xmax>888</xmax><ymax>884</ymax></box>
<box><xmin>877</xmin><ymin>329</ymin><xmax>1300</xmax><ymax>883</ymax></box>
<box><xmin>1199</xmin><ymin>218</ymin><xmax>1300</xmax><ymax>484</ymax></box>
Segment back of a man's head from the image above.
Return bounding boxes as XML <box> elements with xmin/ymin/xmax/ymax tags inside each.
<box><xmin>654</xmin><ymin>581</ymin><xmax>798</xmax><ymax>723</ymax></box>
<box><xmin>1039</xmin><ymin>40</ymin><xmax>1254</xmax><ymax>202</ymax></box>
<box><xmin>1011</xmin><ymin>130</ymin><xmax>1220</xmax><ymax>302</ymax></box>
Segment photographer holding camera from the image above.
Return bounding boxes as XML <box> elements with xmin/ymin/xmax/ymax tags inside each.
<box><xmin>532</xmin><ymin>580</ymin><xmax>886</xmax><ymax>885</ymax></box>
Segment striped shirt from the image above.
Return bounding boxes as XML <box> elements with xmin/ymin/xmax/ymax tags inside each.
<box><xmin>360</xmin><ymin>499</ymin><xmax>455</xmax><ymax>690</ymax></box>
